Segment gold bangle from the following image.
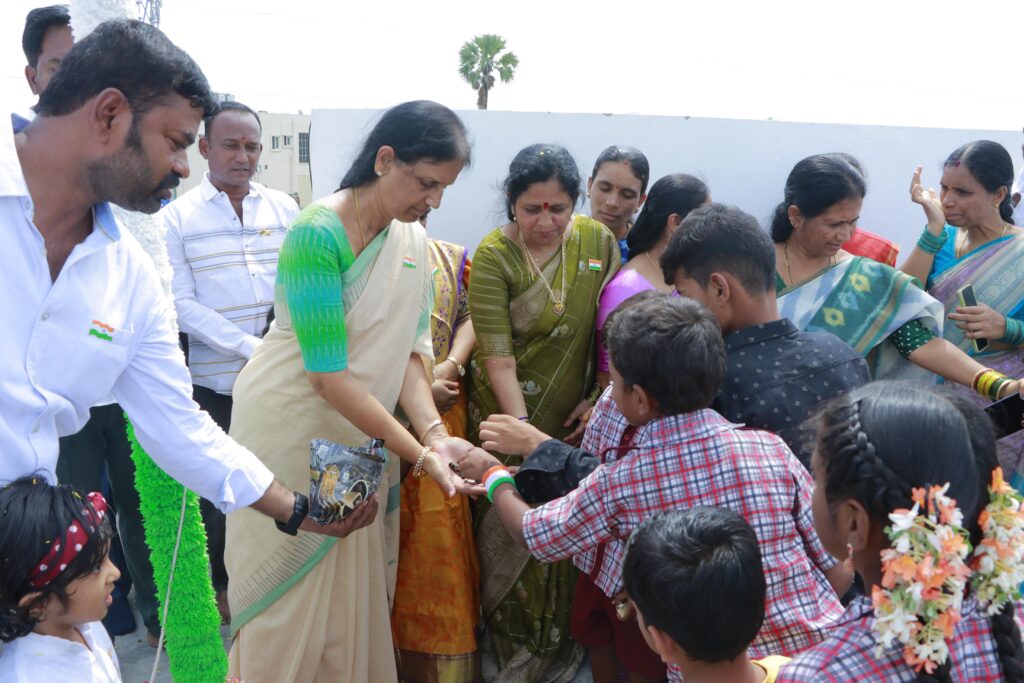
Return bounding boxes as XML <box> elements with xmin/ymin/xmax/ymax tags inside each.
<box><xmin>412</xmin><ymin>446</ymin><xmax>433</xmax><ymax>478</ymax></box>
<box><xmin>972</xmin><ymin>368</ymin><xmax>987</xmax><ymax>392</ymax></box>
<box><xmin>418</xmin><ymin>418</ymin><xmax>443</xmax><ymax>442</ymax></box>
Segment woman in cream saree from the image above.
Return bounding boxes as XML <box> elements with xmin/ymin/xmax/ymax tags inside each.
<box><xmin>224</xmin><ymin>100</ymin><xmax>476</xmax><ymax>683</ymax></box>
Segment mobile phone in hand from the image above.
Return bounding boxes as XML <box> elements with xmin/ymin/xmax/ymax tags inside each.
<box><xmin>957</xmin><ymin>284</ymin><xmax>989</xmax><ymax>352</ymax></box>
<box><xmin>985</xmin><ymin>392</ymin><xmax>1024</xmax><ymax>438</ymax></box>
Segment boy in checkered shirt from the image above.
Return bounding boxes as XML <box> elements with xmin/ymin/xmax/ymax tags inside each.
<box><xmin>623</xmin><ymin>506</ymin><xmax>789</xmax><ymax>683</ymax></box>
<box><xmin>462</xmin><ymin>295</ymin><xmax>848</xmax><ymax>681</ymax></box>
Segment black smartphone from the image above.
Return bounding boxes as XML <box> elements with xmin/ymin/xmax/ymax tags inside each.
<box><xmin>957</xmin><ymin>284</ymin><xmax>989</xmax><ymax>352</ymax></box>
<box><xmin>985</xmin><ymin>392</ymin><xmax>1024</xmax><ymax>439</ymax></box>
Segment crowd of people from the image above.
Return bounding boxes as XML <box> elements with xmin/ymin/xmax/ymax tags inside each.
<box><xmin>1</xmin><ymin>7</ymin><xmax>1024</xmax><ymax>683</ymax></box>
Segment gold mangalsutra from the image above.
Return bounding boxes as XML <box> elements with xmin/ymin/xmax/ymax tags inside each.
<box><xmin>783</xmin><ymin>241</ymin><xmax>835</xmax><ymax>287</ymax></box>
<box><xmin>644</xmin><ymin>250</ymin><xmax>659</xmax><ymax>274</ymax></box>
<box><xmin>955</xmin><ymin>222</ymin><xmax>1009</xmax><ymax>260</ymax></box>
<box><xmin>352</xmin><ymin>187</ymin><xmax>369</xmax><ymax>251</ymax></box>
<box><xmin>518</xmin><ymin>222</ymin><xmax>569</xmax><ymax>316</ymax></box>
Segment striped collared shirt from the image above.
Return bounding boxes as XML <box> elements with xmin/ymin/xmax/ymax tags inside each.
<box><xmin>161</xmin><ymin>173</ymin><xmax>298</xmax><ymax>393</ymax></box>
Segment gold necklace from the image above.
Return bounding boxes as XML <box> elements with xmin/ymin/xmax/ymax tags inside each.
<box><xmin>518</xmin><ymin>222</ymin><xmax>569</xmax><ymax>316</ymax></box>
<box><xmin>954</xmin><ymin>222</ymin><xmax>1009</xmax><ymax>260</ymax></box>
<box><xmin>644</xmin><ymin>249</ymin><xmax>660</xmax><ymax>274</ymax></box>
<box><xmin>352</xmin><ymin>187</ymin><xmax>369</xmax><ymax>251</ymax></box>
<box><xmin>783</xmin><ymin>241</ymin><xmax>835</xmax><ymax>286</ymax></box>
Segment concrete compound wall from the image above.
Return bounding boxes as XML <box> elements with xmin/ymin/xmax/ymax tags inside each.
<box><xmin>311</xmin><ymin>109</ymin><xmax>1023</xmax><ymax>258</ymax></box>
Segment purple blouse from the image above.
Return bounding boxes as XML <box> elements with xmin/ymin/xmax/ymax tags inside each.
<box><xmin>595</xmin><ymin>269</ymin><xmax>658</xmax><ymax>373</ymax></box>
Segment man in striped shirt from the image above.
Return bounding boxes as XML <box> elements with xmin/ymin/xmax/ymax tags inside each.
<box><xmin>161</xmin><ymin>101</ymin><xmax>298</xmax><ymax>618</ymax></box>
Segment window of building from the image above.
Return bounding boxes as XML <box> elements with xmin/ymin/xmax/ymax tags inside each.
<box><xmin>271</xmin><ymin>136</ymin><xmax>280</xmax><ymax>150</ymax></box>
<box><xmin>299</xmin><ymin>132</ymin><xmax>310</xmax><ymax>164</ymax></box>
<box><xmin>282</xmin><ymin>135</ymin><xmax>293</xmax><ymax>147</ymax></box>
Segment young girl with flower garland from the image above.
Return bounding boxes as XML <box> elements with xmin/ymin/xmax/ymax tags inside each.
<box><xmin>0</xmin><ymin>476</ymin><xmax>122</xmax><ymax>683</ymax></box>
<box><xmin>778</xmin><ymin>382</ymin><xmax>1024</xmax><ymax>683</ymax></box>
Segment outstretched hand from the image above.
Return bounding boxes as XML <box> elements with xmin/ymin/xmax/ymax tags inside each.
<box><xmin>428</xmin><ymin>436</ymin><xmax>487</xmax><ymax>497</ymax></box>
<box><xmin>910</xmin><ymin>166</ymin><xmax>946</xmax><ymax>234</ymax></box>
<box><xmin>453</xmin><ymin>445</ymin><xmax>504</xmax><ymax>482</ymax></box>
<box><xmin>299</xmin><ymin>493</ymin><xmax>379</xmax><ymax>538</ymax></box>
<box><xmin>479</xmin><ymin>414</ymin><xmax>550</xmax><ymax>456</ymax></box>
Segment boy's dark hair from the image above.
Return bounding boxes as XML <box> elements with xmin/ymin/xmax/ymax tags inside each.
<box><xmin>599</xmin><ymin>289</ymin><xmax>662</xmax><ymax>342</ymax></box>
<box><xmin>22</xmin><ymin>5</ymin><xmax>70</xmax><ymax>67</ymax></box>
<box><xmin>204</xmin><ymin>101</ymin><xmax>262</xmax><ymax>140</ymax></box>
<box><xmin>606</xmin><ymin>295</ymin><xmax>725</xmax><ymax>414</ymax></box>
<box><xmin>623</xmin><ymin>506</ymin><xmax>766</xmax><ymax>662</ymax></box>
<box><xmin>35</xmin><ymin>19</ymin><xmax>217</xmax><ymax>120</ymax></box>
<box><xmin>661</xmin><ymin>203</ymin><xmax>776</xmax><ymax>295</ymax></box>
<box><xmin>0</xmin><ymin>476</ymin><xmax>113</xmax><ymax>643</ymax></box>
<box><xmin>339</xmin><ymin>100</ymin><xmax>471</xmax><ymax>190</ymax></box>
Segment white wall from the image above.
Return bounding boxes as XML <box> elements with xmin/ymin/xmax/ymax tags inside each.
<box><xmin>311</xmin><ymin>109</ymin><xmax>1023</xmax><ymax>258</ymax></box>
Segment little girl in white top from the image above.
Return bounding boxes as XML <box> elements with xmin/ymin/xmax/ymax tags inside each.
<box><xmin>0</xmin><ymin>475</ymin><xmax>122</xmax><ymax>682</ymax></box>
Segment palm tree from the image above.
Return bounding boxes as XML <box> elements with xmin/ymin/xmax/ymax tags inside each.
<box><xmin>458</xmin><ymin>34</ymin><xmax>518</xmax><ymax>110</ymax></box>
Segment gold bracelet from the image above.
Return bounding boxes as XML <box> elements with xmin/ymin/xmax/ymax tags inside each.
<box><xmin>418</xmin><ymin>418</ymin><xmax>443</xmax><ymax>442</ymax></box>
<box><xmin>412</xmin><ymin>446</ymin><xmax>434</xmax><ymax>478</ymax></box>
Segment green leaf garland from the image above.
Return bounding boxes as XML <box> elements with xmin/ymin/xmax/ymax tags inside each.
<box><xmin>126</xmin><ymin>417</ymin><xmax>227</xmax><ymax>683</ymax></box>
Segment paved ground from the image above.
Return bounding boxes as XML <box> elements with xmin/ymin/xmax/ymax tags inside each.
<box><xmin>114</xmin><ymin>592</ymin><xmax>229</xmax><ymax>683</ymax></box>
<box><xmin>95</xmin><ymin>591</ymin><xmax>597</xmax><ymax>682</ymax></box>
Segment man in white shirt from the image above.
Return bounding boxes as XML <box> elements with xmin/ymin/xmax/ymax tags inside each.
<box><xmin>17</xmin><ymin>3</ymin><xmax>160</xmax><ymax>644</ymax></box>
<box><xmin>2</xmin><ymin>18</ymin><xmax>377</xmax><ymax>558</ymax></box>
<box><xmin>161</xmin><ymin>101</ymin><xmax>298</xmax><ymax>618</ymax></box>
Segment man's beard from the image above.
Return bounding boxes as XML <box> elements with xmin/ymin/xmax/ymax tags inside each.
<box><xmin>86</xmin><ymin>126</ymin><xmax>180</xmax><ymax>214</ymax></box>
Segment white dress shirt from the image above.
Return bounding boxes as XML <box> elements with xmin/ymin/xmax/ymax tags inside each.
<box><xmin>0</xmin><ymin>621</ymin><xmax>121</xmax><ymax>683</ymax></box>
<box><xmin>0</xmin><ymin>123</ymin><xmax>273</xmax><ymax>513</ymax></box>
<box><xmin>161</xmin><ymin>174</ymin><xmax>297</xmax><ymax>394</ymax></box>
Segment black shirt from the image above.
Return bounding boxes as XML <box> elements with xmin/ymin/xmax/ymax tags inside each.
<box><xmin>713</xmin><ymin>318</ymin><xmax>869</xmax><ymax>466</ymax></box>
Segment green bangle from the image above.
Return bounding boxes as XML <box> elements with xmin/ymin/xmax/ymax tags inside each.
<box><xmin>487</xmin><ymin>475</ymin><xmax>516</xmax><ymax>503</ymax></box>
<box><xmin>988</xmin><ymin>376</ymin><xmax>1011</xmax><ymax>401</ymax></box>
<box><xmin>916</xmin><ymin>228</ymin><xmax>947</xmax><ymax>255</ymax></box>
<box><xmin>1000</xmin><ymin>317</ymin><xmax>1024</xmax><ymax>346</ymax></box>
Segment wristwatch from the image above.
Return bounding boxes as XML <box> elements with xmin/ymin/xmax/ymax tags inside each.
<box><xmin>446</xmin><ymin>356</ymin><xmax>465</xmax><ymax>377</ymax></box>
<box><xmin>275</xmin><ymin>492</ymin><xmax>310</xmax><ymax>536</ymax></box>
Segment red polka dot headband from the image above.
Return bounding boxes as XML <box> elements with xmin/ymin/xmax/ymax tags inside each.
<box><xmin>27</xmin><ymin>491</ymin><xmax>108</xmax><ymax>589</ymax></box>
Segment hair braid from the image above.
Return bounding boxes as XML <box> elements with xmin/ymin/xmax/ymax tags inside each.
<box><xmin>989</xmin><ymin>603</ymin><xmax>1024</xmax><ymax>683</ymax></box>
<box><xmin>822</xmin><ymin>400</ymin><xmax>913</xmax><ymax>520</ymax></box>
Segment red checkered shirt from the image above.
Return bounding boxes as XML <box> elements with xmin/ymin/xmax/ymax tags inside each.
<box><xmin>522</xmin><ymin>392</ymin><xmax>843</xmax><ymax>659</ymax></box>
<box><xmin>777</xmin><ymin>595</ymin><xmax>1007</xmax><ymax>682</ymax></box>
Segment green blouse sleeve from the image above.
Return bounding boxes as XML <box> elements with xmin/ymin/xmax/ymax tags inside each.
<box><xmin>277</xmin><ymin>207</ymin><xmax>356</xmax><ymax>373</ymax></box>
<box><xmin>891</xmin><ymin>318</ymin><xmax>936</xmax><ymax>359</ymax></box>
<box><xmin>469</xmin><ymin>237</ymin><xmax>514</xmax><ymax>360</ymax></box>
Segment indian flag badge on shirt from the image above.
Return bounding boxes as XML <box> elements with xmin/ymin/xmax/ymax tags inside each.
<box><xmin>403</xmin><ymin>257</ymin><xmax>417</xmax><ymax>269</ymax></box>
<box><xmin>588</xmin><ymin>259</ymin><xmax>602</xmax><ymax>271</ymax></box>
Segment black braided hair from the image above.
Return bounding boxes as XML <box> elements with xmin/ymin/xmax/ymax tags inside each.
<box><xmin>931</xmin><ymin>388</ymin><xmax>1024</xmax><ymax>683</ymax></box>
<box><xmin>814</xmin><ymin>382</ymin><xmax>983</xmax><ymax>683</ymax></box>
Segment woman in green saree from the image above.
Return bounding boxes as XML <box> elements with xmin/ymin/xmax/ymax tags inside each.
<box><xmin>773</xmin><ymin>153</ymin><xmax>1017</xmax><ymax>400</ymax></box>
<box><xmin>468</xmin><ymin>144</ymin><xmax>619</xmax><ymax>681</ymax></box>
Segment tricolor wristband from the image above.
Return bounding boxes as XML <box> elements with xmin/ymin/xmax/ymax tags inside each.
<box><xmin>484</xmin><ymin>467</ymin><xmax>516</xmax><ymax>503</ymax></box>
